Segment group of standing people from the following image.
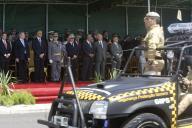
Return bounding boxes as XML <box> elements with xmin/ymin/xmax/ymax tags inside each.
<box><xmin>0</xmin><ymin>29</ymin><xmax>123</xmax><ymax>83</ymax></box>
<box><xmin>48</xmin><ymin>32</ymin><xmax>123</xmax><ymax>82</ymax></box>
<box><xmin>0</xmin><ymin>11</ymin><xmax>175</xmax><ymax>83</ymax></box>
<box><xmin>0</xmin><ymin>31</ymin><xmax>47</xmax><ymax>83</ymax></box>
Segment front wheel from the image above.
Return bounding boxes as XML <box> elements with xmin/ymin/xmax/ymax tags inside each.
<box><xmin>121</xmin><ymin>113</ymin><xmax>167</xmax><ymax>128</ymax></box>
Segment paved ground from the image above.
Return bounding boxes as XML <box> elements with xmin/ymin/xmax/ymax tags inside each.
<box><xmin>0</xmin><ymin>104</ymin><xmax>192</xmax><ymax>128</ymax></box>
<box><xmin>0</xmin><ymin>112</ymin><xmax>48</xmax><ymax>128</ymax></box>
<box><xmin>0</xmin><ymin>104</ymin><xmax>51</xmax><ymax>114</ymax></box>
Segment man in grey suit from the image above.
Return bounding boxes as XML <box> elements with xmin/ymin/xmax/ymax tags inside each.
<box><xmin>48</xmin><ymin>32</ymin><xmax>66</xmax><ymax>82</ymax></box>
<box><xmin>94</xmin><ymin>33</ymin><xmax>107</xmax><ymax>80</ymax></box>
<box><xmin>110</xmin><ymin>35</ymin><xmax>123</xmax><ymax>70</ymax></box>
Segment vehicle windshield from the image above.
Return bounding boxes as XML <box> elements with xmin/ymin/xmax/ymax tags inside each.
<box><xmin>121</xmin><ymin>41</ymin><xmax>192</xmax><ymax>77</ymax></box>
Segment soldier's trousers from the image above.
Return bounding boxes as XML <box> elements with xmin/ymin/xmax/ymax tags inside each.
<box><xmin>178</xmin><ymin>94</ymin><xmax>192</xmax><ymax>115</ymax></box>
<box><xmin>51</xmin><ymin>61</ymin><xmax>61</xmax><ymax>81</ymax></box>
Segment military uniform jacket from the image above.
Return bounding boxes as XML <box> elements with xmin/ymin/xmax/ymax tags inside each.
<box><xmin>143</xmin><ymin>24</ymin><xmax>164</xmax><ymax>61</ymax></box>
<box><xmin>48</xmin><ymin>41</ymin><xmax>66</xmax><ymax>61</ymax></box>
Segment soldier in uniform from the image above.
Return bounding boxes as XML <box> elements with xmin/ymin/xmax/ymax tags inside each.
<box><xmin>48</xmin><ymin>32</ymin><xmax>66</xmax><ymax>82</ymax></box>
<box><xmin>143</xmin><ymin>12</ymin><xmax>165</xmax><ymax>75</ymax></box>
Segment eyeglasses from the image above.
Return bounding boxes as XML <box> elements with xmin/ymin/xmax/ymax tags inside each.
<box><xmin>53</xmin><ymin>36</ymin><xmax>58</xmax><ymax>37</ymax></box>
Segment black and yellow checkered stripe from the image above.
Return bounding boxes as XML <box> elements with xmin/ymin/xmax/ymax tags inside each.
<box><xmin>169</xmin><ymin>83</ymin><xmax>177</xmax><ymax>128</ymax></box>
<box><xmin>108</xmin><ymin>82</ymin><xmax>177</xmax><ymax>128</ymax></box>
<box><xmin>65</xmin><ymin>90</ymin><xmax>105</xmax><ymax>101</ymax></box>
<box><xmin>108</xmin><ymin>82</ymin><xmax>173</xmax><ymax>102</ymax></box>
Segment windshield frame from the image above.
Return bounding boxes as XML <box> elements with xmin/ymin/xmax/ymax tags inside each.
<box><xmin>121</xmin><ymin>41</ymin><xmax>192</xmax><ymax>77</ymax></box>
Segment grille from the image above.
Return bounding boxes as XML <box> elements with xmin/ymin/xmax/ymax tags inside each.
<box><xmin>80</xmin><ymin>100</ymin><xmax>93</xmax><ymax>111</ymax></box>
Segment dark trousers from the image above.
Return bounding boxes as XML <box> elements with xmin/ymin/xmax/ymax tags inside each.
<box><xmin>34</xmin><ymin>58</ymin><xmax>44</xmax><ymax>82</ymax></box>
<box><xmin>95</xmin><ymin>60</ymin><xmax>106</xmax><ymax>80</ymax></box>
<box><xmin>16</xmin><ymin>60</ymin><xmax>28</xmax><ymax>83</ymax></box>
<box><xmin>112</xmin><ymin>59</ymin><xmax>122</xmax><ymax>70</ymax></box>
<box><xmin>0</xmin><ymin>60</ymin><xmax>9</xmax><ymax>73</ymax></box>
<box><xmin>81</xmin><ymin>57</ymin><xmax>93</xmax><ymax>81</ymax></box>
<box><xmin>71</xmin><ymin>59</ymin><xmax>78</xmax><ymax>81</ymax></box>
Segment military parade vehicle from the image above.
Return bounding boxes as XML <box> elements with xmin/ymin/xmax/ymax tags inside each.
<box><xmin>38</xmin><ymin>41</ymin><xmax>192</xmax><ymax>128</ymax></box>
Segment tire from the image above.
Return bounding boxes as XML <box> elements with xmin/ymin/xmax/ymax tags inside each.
<box><xmin>121</xmin><ymin>113</ymin><xmax>167</xmax><ymax>128</ymax></box>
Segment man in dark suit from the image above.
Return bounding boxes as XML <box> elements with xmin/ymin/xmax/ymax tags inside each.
<box><xmin>66</xmin><ymin>34</ymin><xmax>79</xmax><ymax>81</ymax></box>
<box><xmin>110</xmin><ymin>35</ymin><xmax>123</xmax><ymax>70</ymax></box>
<box><xmin>0</xmin><ymin>32</ymin><xmax>11</xmax><ymax>73</ymax></box>
<box><xmin>94</xmin><ymin>33</ymin><xmax>107</xmax><ymax>80</ymax></box>
<box><xmin>15</xmin><ymin>32</ymin><xmax>30</xmax><ymax>83</ymax></box>
<box><xmin>32</xmin><ymin>30</ymin><xmax>47</xmax><ymax>82</ymax></box>
<box><xmin>81</xmin><ymin>34</ymin><xmax>94</xmax><ymax>81</ymax></box>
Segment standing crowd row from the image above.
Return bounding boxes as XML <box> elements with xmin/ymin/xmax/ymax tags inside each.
<box><xmin>0</xmin><ymin>30</ymin><xmax>124</xmax><ymax>83</ymax></box>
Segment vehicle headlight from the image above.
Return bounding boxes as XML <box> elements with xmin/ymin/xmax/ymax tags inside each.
<box><xmin>89</xmin><ymin>101</ymin><xmax>108</xmax><ymax>119</ymax></box>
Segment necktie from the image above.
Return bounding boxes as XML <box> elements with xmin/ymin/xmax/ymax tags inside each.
<box><xmin>21</xmin><ymin>39</ymin><xmax>26</xmax><ymax>54</ymax></box>
<box><xmin>88</xmin><ymin>42</ymin><xmax>92</xmax><ymax>47</ymax></box>
<box><xmin>3</xmin><ymin>40</ymin><xmax>7</xmax><ymax>49</ymax></box>
<box><xmin>21</xmin><ymin>39</ymin><xmax>25</xmax><ymax>47</ymax></box>
<box><xmin>100</xmin><ymin>41</ymin><xmax>103</xmax><ymax>48</ymax></box>
<box><xmin>38</xmin><ymin>38</ymin><xmax>41</xmax><ymax>46</ymax></box>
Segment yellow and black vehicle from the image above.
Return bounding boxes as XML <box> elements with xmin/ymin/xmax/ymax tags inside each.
<box><xmin>38</xmin><ymin>41</ymin><xmax>192</xmax><ymax>128</ymax></box>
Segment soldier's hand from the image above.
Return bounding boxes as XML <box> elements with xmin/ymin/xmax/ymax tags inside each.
<box><xmin>183</xmin><ymin>78</ymin><xmax>191</xmax><ymax>85</ymax></box>
<box><xmin>16</xmin><ymin>58</ymin><xmax>19</xmax><ymax>63</ymax></box>
<box><xmin>147</xmin><ymin>60</ymin><xmax>153</xmax><ymax>65</ymax></box>
<box><xmin>39</xmin><ymin>53</ymin><xmax>44</xmax><ymax>58</ymax></box>
<box><xmin>73</xmin><ymin>55</ymin><xmax>77</xmax><ymax>59</ymax></box>
<box><xmin>89</xmin><ymin>54</ymin><xmax>94</xmax><ymax>58</ymax></box>
<box><xmin>49</xmin><ymin>59</ymin><xmax>53</xmax><ymax>64</ymax></box>
<box><xmin>7</xmin><ymin>53</ymin><xmax>11</xmax><ymax>58</ymax></box>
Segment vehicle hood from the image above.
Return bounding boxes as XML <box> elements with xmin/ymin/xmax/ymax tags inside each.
<box><xmin>65</xmin><ymin>76</ymin><xmax>171</xmax><ymax>100</ymax></box>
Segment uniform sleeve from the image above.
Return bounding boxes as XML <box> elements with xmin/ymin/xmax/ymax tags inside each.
<box><xmin>62</xmin><ymin>44</ymin><xmax>67</xmax><ymax>57</ymax></box>
<box><xmin>146</xmin><ymin>33</ymin><xmax>159</xmax><ymax>61</ymax></box>
<box><xmin>48</xmin><ymin>43</ymin><xmax>52</xmax><ymax>60</ymax></box>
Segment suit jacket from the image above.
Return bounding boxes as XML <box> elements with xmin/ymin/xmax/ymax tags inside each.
<box><xmin>15</xmin><ymin>39</ymin><xmax>30</xmax><ymax>61</ymax></box>
<box><xmin>110</xmin><ymin>42</ymin><xmax>123</xmax><ymax>61</ymax></box>
<box><xmin>0</xmin><ymin>39</ymin><xmax>11</xmax><ymax>60</ymax></box>
<box><xmin>32</xmin><ymin>37</ymin><xmax>47</xmax><ymax>59</ymax></box>
<box><xmin>82</xmin><ymin>41</ymin><xmax>94</xmax><ymax>58</ymax></box>
<box><xmin>66</xmin><ymin>42</ymin><xmax>79</xmax><ymax>58</ymax></box>
<box><xmin>94</xmin><ymin>41</ymin><xmax>107</xmax><ymax>62</ymax></box>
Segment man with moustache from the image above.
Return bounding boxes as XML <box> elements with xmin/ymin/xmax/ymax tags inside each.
<box><xmin>143</xmin><ymin>12</ymin><xmax>165</xmax><ymax>75</ymax></box>
<box><xmin>48</xmin><ymin>32</ymin><xmax>66</xmax><ymax>82</ymax></box>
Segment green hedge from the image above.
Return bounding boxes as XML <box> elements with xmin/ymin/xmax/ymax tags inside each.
<box><xmin>0</xmin><ymin>91</ymin><xmax>35</xmax><ymax>106</ymax></box>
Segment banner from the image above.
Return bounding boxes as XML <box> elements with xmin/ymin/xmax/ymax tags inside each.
<box><xmin>167</xmin><ymin>22</ymin><xmax>192</xmax><ymax>34</ymax></box>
